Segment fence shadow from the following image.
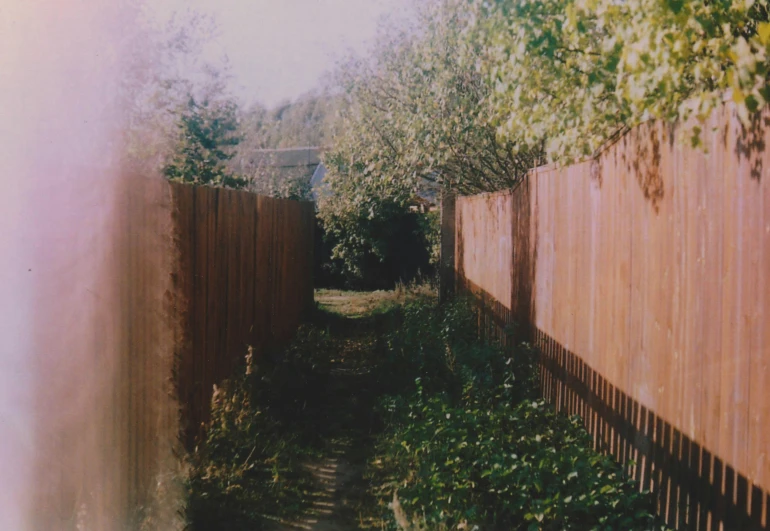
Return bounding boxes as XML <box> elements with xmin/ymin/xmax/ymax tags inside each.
<box><xmin>453</xmin><ymin>105</ymin><xmax>770</xmax><ymax>531</ymax></box>
<box><xmin>619</xmin><ymin>121</ymin><xmax>666</xmax><ymax>213</ymax></box>
<box><xmin>464</xmin><ymin>283</ymin><xmax>769</xmax><ymax>531</ymax></box>
<box><xmin>538</xmin><ymin>331</ymin><xmax>768</xmax><ymax>531</ymax></box>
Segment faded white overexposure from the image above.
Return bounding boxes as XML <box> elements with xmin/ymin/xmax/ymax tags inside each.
<box><xmin>1</xmin><ymin>1</ymin><xmax>181</xmax><ymax>529</ymax></box>
<box><xmin>148</xmin><ymin>0</ymin><xmax>416</xmax><ymax>106</ymax></box>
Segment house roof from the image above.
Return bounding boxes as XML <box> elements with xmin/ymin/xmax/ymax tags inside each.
<box><xmin>310</xmin><ymin>163</ymin><xmax>329</xmax><ymax>201</ymax></box>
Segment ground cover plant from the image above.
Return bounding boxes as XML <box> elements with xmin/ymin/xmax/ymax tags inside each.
<box><xmin>185</xmin><ymin>291</ymin><xmax>667</xmax><ymax>531</ymax></box>
<box><xmin>185</xmin><ymin>328</ymin><xmax>334</xmax><ymax>531</ymax></box>
<box><xmin>365</xmin><ymin>298</ymin><xmax>664</xmax><ymax>531</ymax></box>
<box><xmin>185</xmin><ymin>288</ymin><xmax>424</xmax><ymax>531</ymax></box>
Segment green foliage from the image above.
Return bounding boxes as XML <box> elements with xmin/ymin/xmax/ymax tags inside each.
<box><xmin>323</xmin><ymin>0</ymin><xmax>770</xmax><ymax>210</ymax></box>
<box><xmin>187</xmin><ymin>387</ymin><xmax>311</xmax><ymax>530</ymax></box>
<box><xmin>376</xmin><ymin>298</ymin><xmax>491</xmax><ymax>397</ymax></box>
<box><xmin>317</xmin><ymin>179</ymin><xmax>436</xmax><ymax>289</ymax></box>
<box><xmin>326</xmin><ymin>1</ymin><xmax>542</xmax><ymax>203</ymax></box>
<box><xmin>164</xmin><ymin>93</ymin><xmax>247</xmax><ymax>188</ymax></box>
<box><xmin>374</xmin><ymin>395</ymin><xmax>658</xmax><ymax>531</ymax></box>
<box><xmin>186</xmin><ymin>327</ymin><xmax>335</xmax><ymax>530</ymax></box>
<box><xmin>235</xmin><ymin>92</ymin><xmax>345</xmax><ymax>152</ymax></box>
<box><xmin>418</xmin><ymin>209</ymin><xmax>441</xmax><ymax>269</ymax></box>
<box><xmin>121</xmin><ymin>8</ymin><xmax>231</xmax><ymax>176</ymax></box>
<box><xmin>318</xmin><ymin>0</ymin><xmax>552</xmax><ymax>281</ymax></box>
<box><xmin>480</xmin><ymin>0</ymin><xmax>770</xmax><ymax>160</ymax></box>
<box><xmin>367</xmin><ymin>299</ymin><xmax>661</xmax><ymax>531</ymax></box>
<box><xmin>255</xmin><ymin>168</ymin><xmax>313</xmax><ymax>201</ymax></box>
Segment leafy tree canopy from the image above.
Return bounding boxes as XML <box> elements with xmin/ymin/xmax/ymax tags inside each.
<box><xmin>325</xmin><ymin>0</ymin><xmax>542</xmax><ymax>205</ymax></box>
<box><xmin>121</xmin><ymin>8</ymin><xmax>226</xmax><ymax>175</ymax></box>
<box><xmin>318</xmin><ymin>0</ymin><xmax>770</xmax><ymax>283</ymax></box>
<box><xmin>317</xmin><ymin>0</ymin><xmax>542</xmax><ymax>281</ymax></box>
<box><xmin>235</xmin><ymin>92</ymin><xmax>345</xmax><ymax>152</ymax></box>
<box><xmin>325</xmin><ymin>0</ymin><xmax>770</xmax><ymax>196</ymax></box>
<box><xmin>163</xmin><ymin>71</ymin><xmax>247</xmax><ymax>188</ymax></box>
<box><xmin>481</xmin><ymin>0</ymin><xmax>770</xmax><ymax>160</ymax></box>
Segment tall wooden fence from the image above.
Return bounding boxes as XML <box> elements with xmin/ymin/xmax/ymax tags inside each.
<box><xmin>29</xmin><ymin>172</ymin><xmax>182</xmax><ymax>530</ymax></box>
<box><xmin>23</xmin><ymin>175</ymin><xmax>313</xmax><ymax>529</ymax></box>
<box><xmin>452</xmin><ymin>103</ymin><xmax>770</xmax><ymax>530</ymax></box>
<box><xmin>170</xmin><ymin>182</ymin><xmax>315</xmax><ymax>446</ymax></box>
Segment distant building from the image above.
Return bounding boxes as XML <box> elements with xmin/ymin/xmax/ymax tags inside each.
<box><xmin>409</xmin><ymin>178</ymin><xmax>439</xmax><ymax>213</ymax></box>
<box><xmin>409</xmin><ymin>195</ymin><xmax>437</xmax><ymax>213</ymax></box>
<box><xmin>245</xmin><ymin>146</ymin><xmax>321</xmax><ymax>181</ymax></box>
<box><xmin>239</xmin><ymin>147</ymin><xmax>325</xmax><ymax>199</ymax></box>
<box><xmin>309</xmin><ymin>162</ymin><xmax>329</xmax><ymax>201</ymax></box>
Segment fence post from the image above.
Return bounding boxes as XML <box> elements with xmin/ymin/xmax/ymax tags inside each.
<box><xmin>439</xmin><ymin>189</ymin><xmax>456</xmax><ymax>304</ymax></box>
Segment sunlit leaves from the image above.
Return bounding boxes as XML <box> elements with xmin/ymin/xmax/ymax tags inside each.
<box><xmin>482</xmin><ymin>0</ymin><xmax>770</xmax><ymax>162</ymax></box>
<box><xmin>321</xmin><ymin>0</ymin><xmax>770</xmax><ymax>277</ymax></box>
<box><xmin>319</xmin><ymin>1</ymin><xmax>546</xmax><ymax>278</ymax></box>
<box><xmin>325</xmin><ymin>0</ymin><xmax>542</xmax><ymax>202</ymax></box>
<box><xmin>367</xmin><ymin>300</ymin><xmax>660</xmax><ymax>530</ymax></box>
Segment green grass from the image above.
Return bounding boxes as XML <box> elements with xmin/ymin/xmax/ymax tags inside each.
<box><xmin>315</xmin><ymin>284</ymin><xmax>435</xmax><ymax>319</ymax></box>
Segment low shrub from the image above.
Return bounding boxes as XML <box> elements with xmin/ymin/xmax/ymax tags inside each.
<box><xmin>377</xmin><ymin>298</ymin><xmax>536</xmax><ymax>403</ymax></box>
<box><xmin>186</xmin><ymin>326</ymin><xmax>333</xmax><ymax>530</ymax></box>
<box><xmin>371</xmin><ymin>390</ymin><xmax>657</xmax><ymax>530</ymax></box>
<box><xmin>367</xmin><ymin>299</ymin><xmax>661</xmax><ymax>531</ymax></box>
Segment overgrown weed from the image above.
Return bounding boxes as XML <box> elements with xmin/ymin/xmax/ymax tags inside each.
<box><xmin>364</xmin><ymin>298</ymin><xmax>664</xmax><ymax>531</ymax></box>
<box><xmin>185</xmin><ymin>294</ymin><xmax>666</xmax><ymax>531</ymax></box>
<box><xmin>186</xmin><ymin>327</ymin><xmax>335</xmax><ymax>530</ymax></box>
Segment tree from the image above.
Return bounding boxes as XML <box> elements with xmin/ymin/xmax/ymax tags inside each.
<box><xmin>480</xmin><ymin>0</ymin><xmax>770</xmax><ymax>161</ymax></box>
<box><xmin>327</xmin><ymin>1</ymin><xmax>542</xmax><ymax>200</ymax></box>
<box><xmin>163</xmin><ymin>77</ymin><xmax>247</xmax><ymax>188</ymax></box>
<box><xmin>317</xmin><ymin>168</ymin><xmax>436</xmax><ymax>289</ymax></box>
<box><xmin>120</xmin><ymin>8</ymin><xmax>225</xmax><ymax>176</ymax></box>
<box><xmin>236</xmin><ymin>92</ymin><xmax>345</xmax><ymax>150</ymax></box>
<box><xmin>319</xmin><ymin>0</ymin><xmax>770</xmax><ymax>285</ymax></box>
<box><xmin>318</xmin><ymin>0</ymin><xmax>539</xmax><ymax>285</ymax></box>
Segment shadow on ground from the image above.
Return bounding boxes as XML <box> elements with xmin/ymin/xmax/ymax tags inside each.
<box><xmin>264</xmin><ymin>289</ymin><xmax>432</xmax><ymax>530</ymax></box>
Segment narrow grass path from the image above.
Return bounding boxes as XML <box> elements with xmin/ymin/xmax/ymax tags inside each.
<box><xmin>264</xmin><ymin>289</ymin><xmax>416</xmax><ymax>531</ymax></box>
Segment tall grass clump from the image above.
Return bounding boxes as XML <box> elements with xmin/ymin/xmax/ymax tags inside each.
<box><xmin>367</xmin><ymin>298</ymin><xmax>663</xmax><ymax>531</ymax></box>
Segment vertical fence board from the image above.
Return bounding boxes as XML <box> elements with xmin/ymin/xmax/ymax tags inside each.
<box><xmin>755</xmin><ymin>121</ymin><xmax>770</xmax><ymax>497</ymax></box>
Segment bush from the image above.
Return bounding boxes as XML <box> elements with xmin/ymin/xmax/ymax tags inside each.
<box><xmin>367</xmin><ymin>299</ymin><xmax>661</xmax><ymax>531</ymax></box>
<box><xmin>186</xmin><ymin>327</ymin><xmax>334</xmax><ymax>530</ymax></box>
<box><xmin>372</xmin><ymin>393</ymin><xmax>657</xmax><ymax>530</ymax></box>
<box><xmin>317</xmin><ymin>189</ymin><xmax>437</xmax><ymax>291</ymax></box>
<box><xmin>378</xmin><ymin>298</ymin><xmax>535</xmax><ymax>402</ymax></box>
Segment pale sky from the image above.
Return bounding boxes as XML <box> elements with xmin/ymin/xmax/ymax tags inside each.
<box><xmin>149</xmin><ymin>0</ymin><xmax>416</xmax><ymax>107</ymax></box>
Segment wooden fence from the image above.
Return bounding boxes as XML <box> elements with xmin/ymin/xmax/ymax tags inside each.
<box><xmin>170</xmin><ymin>182</ymin><xmax>315</xmax><ymax>446</ymax></box>
<box><xmin>452</xmin><ymin>103</ymin><xmax>770</xmax><ymax>530</ymax></box>
<box><xmin>30</xmin><ymin>173</ymin><xmax>182</xmax><ymax>530</ymax></box>
<box><xmin>24</xmin><ymin>175</ymin><xmax>313</xmax><ymax>529</ymax></box>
